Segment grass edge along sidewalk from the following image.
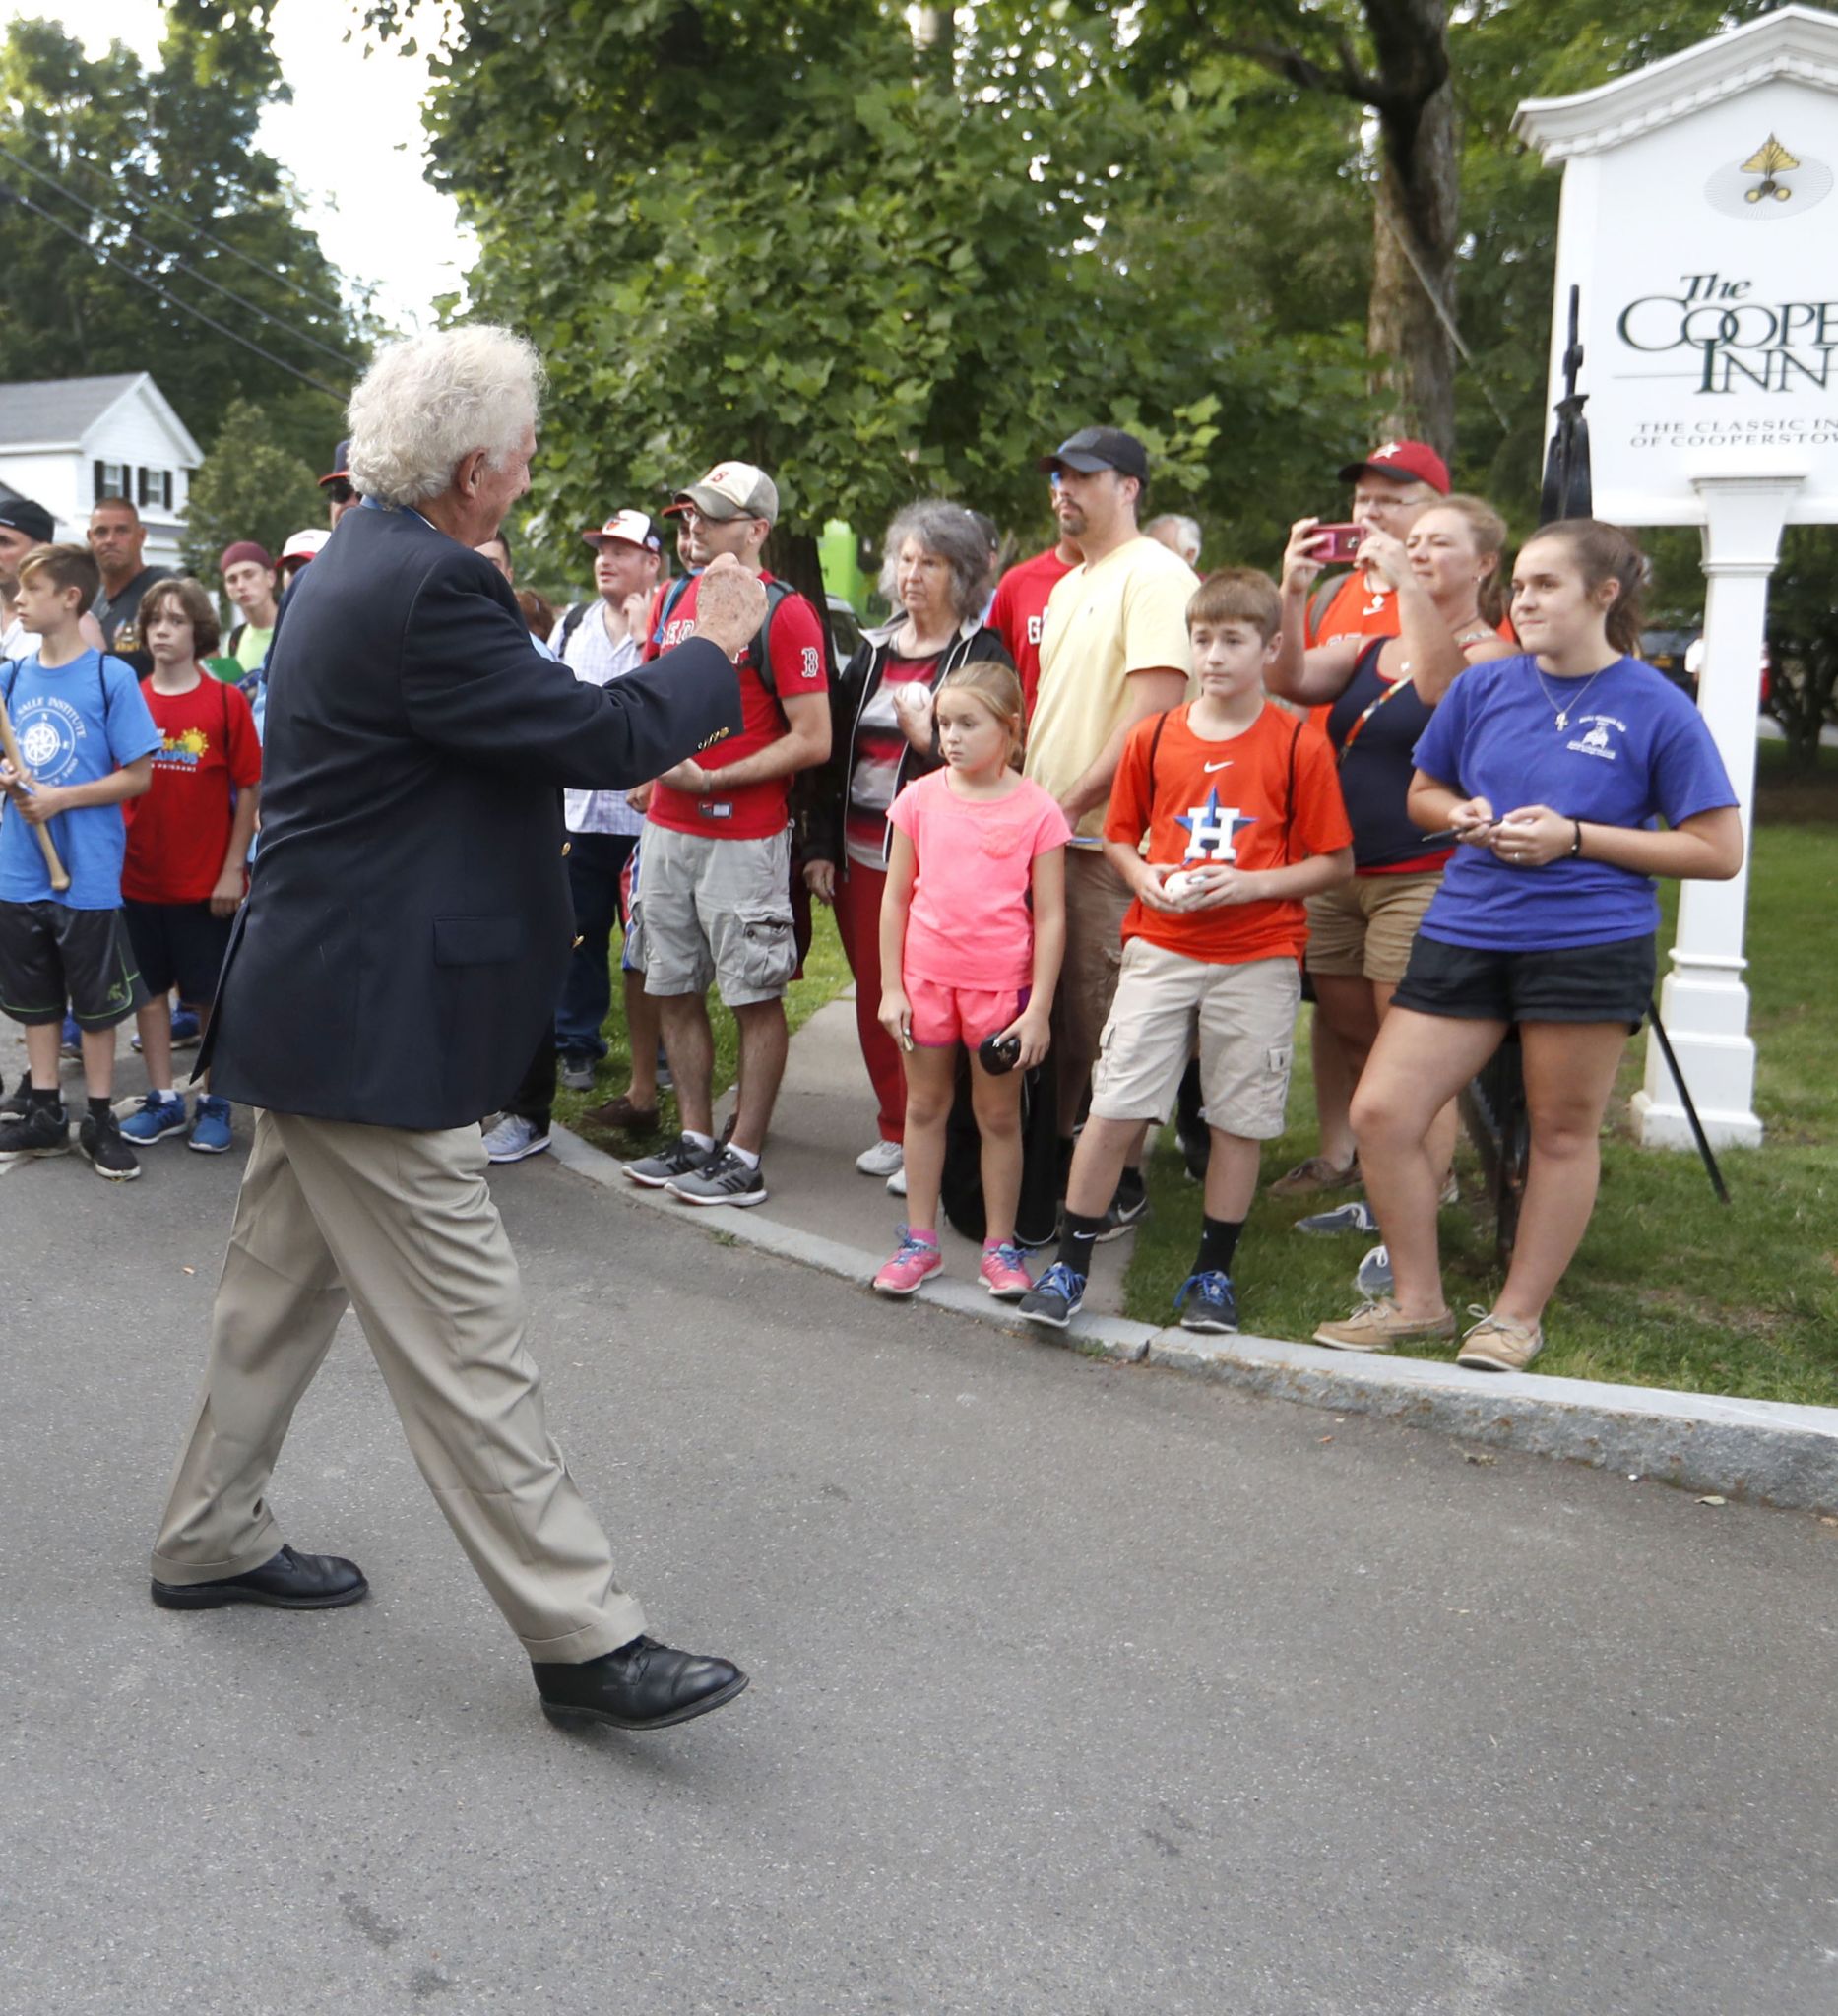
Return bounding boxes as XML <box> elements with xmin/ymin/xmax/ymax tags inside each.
<box><xmin>547</xmin><ymin>1119</ymin><xmax>1838</xmax><ymax>1518</ymax></box>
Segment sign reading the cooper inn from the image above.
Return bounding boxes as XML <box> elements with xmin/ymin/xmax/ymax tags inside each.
<box><xmin>1520</xmin><ymin>17</ymin><xmax>1838</xmax><ymax>526</ymax></box>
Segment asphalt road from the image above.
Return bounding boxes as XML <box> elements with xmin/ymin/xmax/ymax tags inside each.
<box><xmin>3</xmin><ymin>1134</ymin><xmax>1836</xmax><ymax>2015</ymax></box>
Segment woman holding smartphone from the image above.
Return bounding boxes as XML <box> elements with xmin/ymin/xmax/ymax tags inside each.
<box><xmin>1312</xmin><ymin>519</ymin><xmax>1743</xmax><ymax>1369</ymax></box>
<box><xmin>1269</xmin><ymin>496</ymin><xmax>1515</xmax><ymax>1219</ymax></box>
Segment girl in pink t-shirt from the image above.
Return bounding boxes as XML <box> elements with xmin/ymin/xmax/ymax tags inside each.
<box><xmin>876</xmin><ymin>662</ymin><xmax>1069</xmax><ymax>1299</ymax></box>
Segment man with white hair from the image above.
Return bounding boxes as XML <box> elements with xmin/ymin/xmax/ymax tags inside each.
<box><xmin>1145</xmin><ymin>513</ymin><xmax>1202</xmax><ymax>568</ymax></box>
<box><xmin>148</xmin><ymin>325</ymin><xmax>759</xmax><ymax>1735</ymax></box>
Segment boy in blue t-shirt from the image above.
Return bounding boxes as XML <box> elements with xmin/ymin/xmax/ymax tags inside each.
<box><xmin>0</xmin><ymin>544</ymin><xmax>160</xmax><ymax>1178</ymax></box>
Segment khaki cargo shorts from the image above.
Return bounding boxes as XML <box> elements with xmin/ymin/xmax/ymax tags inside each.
<box><xmin>635</xmin><ymin>823</ymin><xmax>797</xmax><ymax>1008</ymax></box>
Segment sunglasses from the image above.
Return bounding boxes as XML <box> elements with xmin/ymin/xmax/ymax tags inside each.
<box><xmin>325</xmin><ymin>479</ymin><xmax>355</xmax><ymax>505</ymax></box>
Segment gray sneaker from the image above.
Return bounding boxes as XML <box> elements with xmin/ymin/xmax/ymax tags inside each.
<box><xmin>1295</xmin><ymin>1199</ymin><xmax>1378</xmax><ymax>1236</ymax></box>
<box><xmin>666</xmin><ymin>1146</ymin><xmax>768</xmax><ymax>1207</ymax></box>
<box><xmin>1356</xmin><ymin>1243</ymin><xmax>1393</xmax><ymax>1296</ymax></box>
<box><xmin>559</xmin><ymin>1054</ymin><xmax>598</xmax><ymax>1092</ymax></box>
<box><xmin>625</xmin><ymin>1132</ymin><xmax>715</xmax><ymax>1188</ymax></box>
<box><xmin>483</xmin><ymin>1113</ymin><xmax>550</xmax><ymax>1164</ymax></box>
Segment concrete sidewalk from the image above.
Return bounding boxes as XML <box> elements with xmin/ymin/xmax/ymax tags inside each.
<box><xmin>569</xmin><ymin>987</ymin><xmax>1838</xmax><ymax>1519</ymax></box>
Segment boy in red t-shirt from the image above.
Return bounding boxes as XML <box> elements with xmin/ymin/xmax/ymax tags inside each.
<box><xmin>1020</xmin><ymin>569</ymin><xmax>1354</xmax><ymax>1336</ymax></box>
<box><xmin>118</xmin><ymin>578</ymin><xmax>262</xmax><ymax>1155</ymax></box>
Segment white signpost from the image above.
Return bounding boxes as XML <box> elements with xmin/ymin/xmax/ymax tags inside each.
<box><xmin>1515</xmin><ymin>5</ymin><xmax>1838</xmax><ymax>1151</ymax></box>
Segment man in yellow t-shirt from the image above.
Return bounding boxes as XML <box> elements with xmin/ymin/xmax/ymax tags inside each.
<box><xmin>1026</xmin><ymin>426</ymin><xmax>1198</xmax><ymax>1220</ymax></box>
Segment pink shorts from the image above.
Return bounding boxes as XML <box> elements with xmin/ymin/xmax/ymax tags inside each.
<box><xmin>909</xmin><ymin>976</ymin><xmax>1024</xmax><ymax>1049</ymax></box>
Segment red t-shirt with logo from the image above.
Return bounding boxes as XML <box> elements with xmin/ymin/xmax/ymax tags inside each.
<box><xmin>1105</xmin><ymin>703</ymin><xmax>1351</xmax><ymax>968</ymax></box>
<box><xmin>122</xmin><ymin>672</ymin><xmax>263</xmax><ymax>905</ymax></box>
<box><xmin>988</xmin><ymin>546</ymin><xmax>1075</xmax><ymax>720</ymax></box>
<box><xmin>644</xmin><ymin>570</ymin><xmax>829</xmax><ymax>840</ymax></box>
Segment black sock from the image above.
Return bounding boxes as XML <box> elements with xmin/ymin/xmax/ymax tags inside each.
<box><xmin>89</xmin><ymin>1095</ymin><xmax>114</xmax><ymax>1124</ymax></box>
<box><xmin>1115</xmin><ymin>1164</ymin><xmax>1146</xmax><ymax>1207</ymax></box>
<box><xmin>1197</xmin><ymin>1215</ymin><xmax>1243</xmax><ymax>1275</ymax></box>
<box><xmin>1054</xmin><ymin>1135</ymin><xmax>1075</xmax><ymax>1195</ymax></box>
<box><xmin>27</xmin><ymin>1086</ymin><xmax>61</xmax><ymax>1115</ymax></box>
<box><xmin>1057</xmin><ymin>1211</ymin><xmax>1103</xmax><ymax>1277</ymax></box>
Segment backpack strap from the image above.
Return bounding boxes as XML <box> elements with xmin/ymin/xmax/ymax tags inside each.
<box><xmin>649</xmin><ymin>573</ymin><xmax>696</xmax><ymax>653</ymax></box>
<box><xmin>1145</xmin><ymin>705</ymin><xmax>1178</xmax><ymax>798</ymax></box>
<box><xmin>1280</xmin><ymin>715</ymin><xmax>1303</xmax><ymax>864</ymax></box>
<box><xmin>1305</xmin><ymin>571</ymin><xmax>1348</xmax><ymax>645</ymax></box>
<box><xmin>746</xmin><ymin>578</ymin><xmax>798</xmax><ymax>697</ymax></box>
<box><xmin>557</xmin><ymin>600</ymin><xmax>591</xmax><ymax>652</ymax></box>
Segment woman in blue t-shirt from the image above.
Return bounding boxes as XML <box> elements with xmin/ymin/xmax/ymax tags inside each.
<box><xmin>1313</xmin><ymin>520</ymin><xmax>1743</xmax><ymax>1371</ymax></box>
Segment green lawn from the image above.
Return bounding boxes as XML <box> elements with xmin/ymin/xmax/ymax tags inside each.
<box><xmin>555</xmin><ymin>903</ymin><xmax>852</xmax><ymax>1156</ymax></box>
<box><xmin>1124</xmin><ymin>742</ymin><xmax>1838</xmax><ymax>1406</ymax></box>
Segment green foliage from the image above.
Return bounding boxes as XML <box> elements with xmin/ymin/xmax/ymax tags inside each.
<box><xmin>365</xmin><ymin>0</ymin><xmax>1367</xmax><ymax>582</ymax></box>
<box><xmin>179</xmin><ymin>397</ymin><xmax>326</xmax><ymax>577</ymax></box>
<box><xmin>0</xmin><ymin>9</ymin><xmax>369</xmax><ymax>472</ymax></box>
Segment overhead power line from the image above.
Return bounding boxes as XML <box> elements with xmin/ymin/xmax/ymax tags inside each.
<box><xmin>0</xmin><ymin>184</ymin><xmax>346</xmax><ymax>404</ymax></box>
<box><xmin>0</xmin><ymin>140</ymin><xmax>356</xmax><ymax>368</ymax></box>
<box><xmin>60</xmin><ymin>143</ymin><xmax>357</xmax><ymax>326</ymax></box>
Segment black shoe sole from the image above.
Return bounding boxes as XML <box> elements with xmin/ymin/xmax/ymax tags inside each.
<box><xmin>150</xmin><ymin>1574</ymin><xmax>370</xmax><ymax>1611</ymax></box>
<box><xmin>539</xmin><ymin>1670</ymin><xmax>749</xmax><ymax>1732</ymax></box>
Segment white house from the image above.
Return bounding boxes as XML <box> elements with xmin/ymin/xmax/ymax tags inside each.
<box><xmin>0</xmin><ymin>372</ymin><xmax>201</xmax><ymax>571</ymax></box>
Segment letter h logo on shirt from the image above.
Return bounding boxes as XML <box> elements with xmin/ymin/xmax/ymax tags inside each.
<box><xmin>1177</xmin><ymin>787</ymin><xmax>1255</xmax><ymax>863</ymax></box>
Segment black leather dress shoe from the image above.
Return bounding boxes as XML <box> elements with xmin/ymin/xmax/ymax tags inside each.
<box><xmin>533</xmin><ymin>1636</ymin><xmax>748</xmax><ymax>1732</ymax></box>
<box><xmin>151</xmin><ymin>1544</ymin><xmax>369</xmax><ymax>1611</ymax></box>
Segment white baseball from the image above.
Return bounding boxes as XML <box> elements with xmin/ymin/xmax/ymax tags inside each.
<box><xmin>1163</xmin><ymin>871</ymin><xmax>1202</xmax><ymax>903</ymax></box>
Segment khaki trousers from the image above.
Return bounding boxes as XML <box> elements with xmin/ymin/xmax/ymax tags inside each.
<box><xmin>151</xmin><ymin>1109</ymin><xmax>646</xmax><ymax>1664</ymax></box>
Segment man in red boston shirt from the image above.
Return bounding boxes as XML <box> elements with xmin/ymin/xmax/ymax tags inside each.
<box><xmin>624</xmin><ymin>461</ymin><xmax>830</xmax><ymax>1208</ymax></box>
<box><xmin>987</xmin><ymin>473</ymin><xmax>1081</xmax><ymax>720</ymax></box>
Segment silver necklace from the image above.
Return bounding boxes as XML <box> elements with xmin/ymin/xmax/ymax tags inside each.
<box><xmin>1535</xmin><ymin>662</ymin><xmax>1610</xmax><ymax>732</ymax></box>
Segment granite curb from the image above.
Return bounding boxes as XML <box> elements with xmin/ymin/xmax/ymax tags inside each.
<box><xmin>548</xmin><ymin>1123</ymin><xmax>1838</xmax><ymax>1517</ymax></box>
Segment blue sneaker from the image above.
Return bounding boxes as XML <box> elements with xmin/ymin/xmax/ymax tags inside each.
<box><xmin>1019</xmin><ymin>1261</ymin><xmax>1086</xmax><ymax>1331</ymax></box>
<box><xmin>120</xmin><ymin>1090</ymin><xmax>188</xmax><ymax>1144</ymax></box>
<box><xmin>170</xmin><ymin>1006</ymin><xmax>204</xmax><ymax>1051</ymax></box>
<box><xmin>60</xmin><ymin>1013</ymin><xmax>82</xmax><ymax>1059</ymax></box>
<box><xmin>1173</xmin><ymin>1270</ymin><xmax>1238</xmax><ymax>1334</ymax></box>
<box><xmin>187</xmin><ymin>1094</ymin><xmax>233</xmax><ymax>1154</ymax></box>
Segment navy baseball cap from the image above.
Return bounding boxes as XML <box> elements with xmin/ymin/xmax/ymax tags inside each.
<box><xmin>1039</xmin><ymin>427</ymin><xmax>1150</xmax><ymax>482</ymax></box>
<box><xmin>318</xmin><ymin>438</ymin><xmax>352</xmax><ymax>488</ymax></box>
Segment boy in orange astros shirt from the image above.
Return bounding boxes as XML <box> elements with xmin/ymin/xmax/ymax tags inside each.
<box><xmin>1019</xmin><ymin>569</ymin><xmax>1354</xmax><ymax>1335</ymax></box>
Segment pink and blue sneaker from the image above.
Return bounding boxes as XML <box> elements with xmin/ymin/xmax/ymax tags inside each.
<box><xmin>979</xmin><ymin>1242</ymin><xmax>1033</xmax><ymax>1300</ymax></box>
<box><xmin>873</xmin><ymin>1228</ymin><xmax>942</xmax><ymax>1297</ymax></box>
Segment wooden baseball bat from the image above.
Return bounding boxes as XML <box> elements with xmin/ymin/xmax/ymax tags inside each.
<box><xmin>0</xmin><ymin>691</ymin><xmax>72</xmax><ymax>893</ymax></box>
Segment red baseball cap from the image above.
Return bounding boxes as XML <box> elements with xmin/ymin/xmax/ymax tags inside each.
<box><xmin>1337</xmin><ymin>438</ymin><xmax>1450</xmax><ymax>494</ymax></box>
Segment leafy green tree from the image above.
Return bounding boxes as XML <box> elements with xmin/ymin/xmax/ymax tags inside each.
<box><xmin>364</xmin><ymin>0</ymin><xmax>1366</xmax><ymax>590</ymax></box>
<box><xmin>0</xmin><ymin>6</ymin><xmax>367</xmax><ymax>473</ymax></box>
<box><xmin>179</xmin><ymin>397</ymin><xmax>326</xmax><ymax>578</ymax></box>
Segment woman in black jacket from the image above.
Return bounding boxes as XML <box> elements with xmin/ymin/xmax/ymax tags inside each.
<box><xmin>803</xmin><ymin>499</ymin><xmax>1012</xmax><ymax>1185</ymax></box>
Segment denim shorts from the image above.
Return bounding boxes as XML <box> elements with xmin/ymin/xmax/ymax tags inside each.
<box><xmin>1392</xmin><ymin>931</ymin><xmax>1656</xmax><ymax>1032</ymax></box>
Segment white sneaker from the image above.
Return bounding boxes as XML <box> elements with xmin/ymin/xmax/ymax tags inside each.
<box><xmin>856</xmin><ymin>1138</ymin><xmax>904</xmax><ymax>1179</ymax></box>
<box><xmin>886</xmin><ymin>1166</ymin><xmax>908</xmax><ymax>1197</ymax></box>
<box><xmin>482</xmin><ymin>1113</ymin><xmax>551</xmax><ymax>1164</ymax></box>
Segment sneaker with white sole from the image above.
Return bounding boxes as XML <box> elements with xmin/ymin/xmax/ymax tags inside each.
<box><xmin>0</xmin><ymin>1101</ymin><xmax>71</xmax><ymax>1161</ymax></box>
<box><xmin>482</xmin><ymin>1113</ymin><xmax>550</xmax><ymax>1164</ymax></box>
<box><xmin>559</xmin><ymin>1054</ymin><xmax>598</xmax><ymax>1092</ymax></box>
<box><xmin>856</xmin><ymin>1138</ymin><xmax>904</xmax><ymax>1179</ymax></box>
<box><xmin>1355</xmin><ymin>1243</ymin><xmax>1393</xmax><ymax>1296</ymax></box>
<box><xmin>120</xmin><ymin>1090</ymin><xmax>188</xmax><ymax>1144</ymax></box>
<box><xmin>1019</xmin><ymin>1261</ymin><xmax>1086</xmax><ymax>1330</ymax></box>
<box><xmin>666</xmin><ymin>1146</ymin><xmax>768</xmax><ymax>1207</ymax></box>
<box><xmin>1295</xmin><ymin>1198</ymin><xmax>1378</xmax><ymax>1236</ymax></box>
<box><xmin>79</xmin><ymin>1108</ymin><xmax>140</xmax><ymax>1180</ymax></box>
<box><xmin>1312</xmin><ymin>1297</ymin><xmax>1455</xmax><ymax>1353</ymax></box>
<box><xmin>187</xmin><ymin>1095</ymin><xmax>234</xmax><ymax>1154</ymax></box>
<box><xmin>885</xmin><ymin>1165</ymin><xmax>908</xmax><ymax>1197</ymax></box>
<box><xmin>1456</xmin><ymin>1308</ymin><xmax>1544</xmax><ymax>1373</ymax></box>
<box><xmin>979</xmin><ymin>1242</ymin><xmax>1033</xmax><ymax>1299</ymax></box>
<box><xmin>873</xmin><ymin>1229</ymin><xmax>942</xmax><ymax>1296</ymax></box>
<box><xmin>625</xmin><ymin>1133</ymin><xmax>714</xmax><ymax>1187</ymax></box>
<box><xmin>1173</xmin><ymin>1270</ymin><xmax>1238</xmax><ymax>1334</ymax></box>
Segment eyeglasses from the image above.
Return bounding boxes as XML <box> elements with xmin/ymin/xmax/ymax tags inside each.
<box><xmin>325</xmin><ymin>479</ymin><xmax>355</xmax><ymax>505</ymax></box>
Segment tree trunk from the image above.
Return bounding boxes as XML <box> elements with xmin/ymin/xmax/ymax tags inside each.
<box><xmin>1363</xmin><ymin>1</ymin><xmax>1458</xmax><ymax>453</ymax></box>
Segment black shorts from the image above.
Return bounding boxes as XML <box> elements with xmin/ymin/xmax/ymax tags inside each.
<box><xmin>122</xmin><ymin>898</ymin><xmax>235</xmax><ymax>1005</ymax></box>
<box><xmin>0</xmin><ymin>900</ymin><xmax>147</xmax><ymax>1030</ymax></box>
<box><xmin>1392</xmin><ymin>930</ymin><xmax>1657</xmax><ymax>1033</ymax></box>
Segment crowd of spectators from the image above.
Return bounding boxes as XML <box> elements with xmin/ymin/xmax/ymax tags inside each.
<box><xmin>0</xmin><ymin>402</ymin><xmax>1743</xmax><ymax>1372</ymax></box>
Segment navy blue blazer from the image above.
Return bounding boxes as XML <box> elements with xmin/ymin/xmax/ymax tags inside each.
<box><xmin>202</xmin><ymin>502</ymin><xmax>740</xmax><ymax>1129</ymax></box>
